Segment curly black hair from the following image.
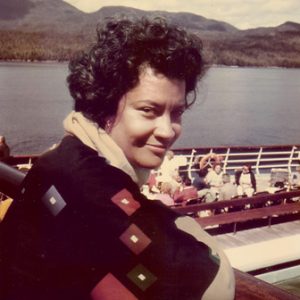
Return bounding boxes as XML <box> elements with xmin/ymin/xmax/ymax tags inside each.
<box><xmin>67</xmin><ymin>17</ymin><xmax>205</xmax><ymax>127</ymax></box>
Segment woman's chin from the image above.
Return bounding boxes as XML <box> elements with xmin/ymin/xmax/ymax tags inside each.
<box><xmin>133</xmin><ymin>156</ymin><xmax>164</xmax><ymax>170</ymax></box>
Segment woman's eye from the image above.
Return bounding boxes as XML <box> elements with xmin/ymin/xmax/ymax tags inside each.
<box><xmin>140</xmin><ymin>107</ymin><xmax>156</xmax><ymax>116</ymax></box>
<box><xmin>142</xmin><ymin>107</ymin><xmax>152</xmax><ymax>113</ymax></box>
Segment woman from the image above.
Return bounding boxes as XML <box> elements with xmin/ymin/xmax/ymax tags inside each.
<box><xmin>0</xmin><ymin>17</ymin><xmax>234</xmax><ymax>299</ymax></box>
<box><xmin>204</xmin><ymin>163</ymin><xmax>224</xmax><ymax>200</ymax></box>
<box><xmin>235</xmin><ymin>164</ymin><xmax>257</xmax><ymax>197</ymax></box>
<box><xmin>192</xmin><ymin>153</ymin><xmax>223</xmax><ymax>191</ymax></box>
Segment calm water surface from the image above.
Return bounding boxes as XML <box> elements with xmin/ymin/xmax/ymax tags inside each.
<box><xmin>0</xmin><ymin>62</ymin><xmax>300</xmax><ymax>154</ymax></box>
<box><xmin>181</xmin><ymin>66</ymin><xmax>300</xmax><ymax>149</ymax></box>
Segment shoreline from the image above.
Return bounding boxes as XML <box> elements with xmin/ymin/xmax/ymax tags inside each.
<box><xmin>1</xmin><ymin>60</ymin><xmax>300</xmax><ymax>70</ymax></box>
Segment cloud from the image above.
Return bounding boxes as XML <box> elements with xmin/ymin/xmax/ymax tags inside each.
<box><xmin>0</xmin><ymin>0</ymin><xmax>34</xmax><ymax>20</ymax></box>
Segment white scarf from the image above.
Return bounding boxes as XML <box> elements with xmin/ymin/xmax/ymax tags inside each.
<box><xmin>63</xmin><ymin>111</ymin><xmax>149</xmax><ymax>186</ymax></box>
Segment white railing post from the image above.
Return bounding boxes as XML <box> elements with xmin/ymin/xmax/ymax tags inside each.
<box><xmin>288</xmin><ymin>146</ymin><xmax>296</xmax><ymax>174</ymax></box>
<box><xmin>188</xmin><ymin>149</ymin><xmax>196</xmax><ymax>180</ymax></box>
<box><xmin>256</xmin><ymin>147</ymin><xmax>263</xmax><ymax>175</ymax></box>
<box><xmin>223</xmin><ymin>148</ymin><xmax>230</xmax><ymax>173</ymax></box>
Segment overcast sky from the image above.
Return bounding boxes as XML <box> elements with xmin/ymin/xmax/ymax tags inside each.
<box><xmin>63</xmin><ymin>0</ymin><xmax>300</xmax><ymax>29</ymax></box>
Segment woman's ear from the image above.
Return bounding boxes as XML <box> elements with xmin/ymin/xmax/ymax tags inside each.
<box><xmin>104</xmin><ymin>116</ymin><xmax>116</xmax><ymax>133</ymax></box>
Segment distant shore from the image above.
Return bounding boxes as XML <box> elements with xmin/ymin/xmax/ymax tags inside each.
<box><xmin>1</xmin><ymin>28</ymin><xmax>300</xmax><ymax>68</ymax></box>
<box><xmin>1</xmin><ymin>60</ymin><xmax>300</xmax><ymax>70</ymax></box>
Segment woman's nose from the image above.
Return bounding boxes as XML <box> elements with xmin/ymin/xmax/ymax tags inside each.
<box><xmin>154</xmin><ymin>115</ymin><xmax>176</xmax><ymax>140</ymax></box>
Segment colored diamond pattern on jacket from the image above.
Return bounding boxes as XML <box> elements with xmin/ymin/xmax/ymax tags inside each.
<box><xmin>91</xmin><ymin>273</ymin><xmax>138</xmax><ymax>300</ymax></box>
<box><xmin>41</xmin><ymin>185</ymin><xmax>66</xmax><ymax>216</ymax></box>
<box><xmin>119</xmin><ymin>223</ymin><xmax>152</xmax><ymax>255</ymax></box>
<box><xmin>111</xmin><ymin>188</ymin><xmax>141</xmax><ymax>216</ymax></box>
<box><xmin>127</xmin><ymin>264</ymin><xmax>157</xmax><ymax>291</ymax></box>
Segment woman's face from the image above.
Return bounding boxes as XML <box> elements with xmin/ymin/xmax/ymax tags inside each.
<box><xmin>242</xmin><ymin>165</ymin><xmax>250</xmax><ymax>174</ymax></box>
<box><xmin>214</xmin><ymin>164</ymin><xmax>222</xmax><ymax>174</ymax></box>
<box><xmin>109</xmin><ymin>67</ymin><xmax>186</xmax><ymax>169</ymax></box>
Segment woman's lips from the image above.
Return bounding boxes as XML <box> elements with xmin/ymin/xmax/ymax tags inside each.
<box><xmin>146</xmin><ymin>144</ymin><xmax>167</xmax><ymax>155</ymax></box>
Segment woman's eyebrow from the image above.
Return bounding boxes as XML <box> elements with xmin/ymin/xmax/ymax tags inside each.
<box><xmin>134</xmin><ymin>99</ymin><xmax>186</xmax><ymax>110</ymax></box>
<box><xmin>133</xmin><ymin>100</ymin><xmax>163</xmax><ymax>109</ymax></box>
<box><xmin>134</xmin><ymin>100</ymin><xmax>159</xmax><ymax>105</ymax></box>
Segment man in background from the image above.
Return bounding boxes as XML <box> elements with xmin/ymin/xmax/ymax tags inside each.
<box><xmin>0</xmin><ymin>136</ymin><xmax>10</xmax><ymax>163</ymax></box>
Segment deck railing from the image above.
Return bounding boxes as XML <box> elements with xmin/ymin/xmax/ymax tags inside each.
<box><xmin>172</xmin><ymin>144</ymin><xmax>300</xmax><ymax>176</ymax></box>
<box><xmin>234</xmin><ymin>269</ymin><xmax>299</xmax><ymax>299</ymax></box>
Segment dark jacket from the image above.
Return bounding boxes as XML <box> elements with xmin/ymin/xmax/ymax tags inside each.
<box><xmin>0</xmin><ymin>136</ymin><xmax>221</xmax><ymax>300</ymax></box>
<box><xmin>235</xmin><ymin>170</ymin><xmax>257</xmax><ymax>192</ymax></box>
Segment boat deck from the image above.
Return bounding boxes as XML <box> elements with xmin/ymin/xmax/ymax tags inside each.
<box><xmin>213</xmin><ymin>220</ymin><xmax>300</xmax><ymax>273</ymax></box>
<box><xmin>214</xmin><ymin>220</ymin><xmax>300</xmax><ymax>249</ymax></box>
<box><xmin>214</xmin><ymin>221</ymin><xmax>300</xmax><ymax>298</ymax></box>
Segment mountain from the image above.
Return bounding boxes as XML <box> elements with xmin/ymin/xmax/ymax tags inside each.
<box><xmin>0</xmin><ymin>1</ymin><xmax>238</xmax><ymax>34</ymax></box>
<box><xmin>0</xmin><ymin>0</ymin><xmax>34</xmax><ymax>20</ymax></box>
<box><xmin>0</xmin><ymin>0</ymin><xmax>88</xmax><ymax>32</ymax></box>
<box><xmin>0</xmin><ymin>1</ymin><xmax>299</xmax><ymax>67</ymax></box>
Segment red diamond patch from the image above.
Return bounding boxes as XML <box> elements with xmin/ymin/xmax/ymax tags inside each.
<box><xmin>91</xmin><ymin>273</ymin><xmax>138</xmax><ymax>300</ymax></box>
<box><xmin>119</xmin><ymin>223</ymin><xmax>152</xmax><ymax>255</ymax></box>
<box><xmin>111</xmin><ymin>189</ymin><xmax>141</xmax><ymax>216</ymax></box>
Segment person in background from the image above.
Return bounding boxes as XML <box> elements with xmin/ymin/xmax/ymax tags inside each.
<box><xmin>153</xmin><ymin>181</ymin><xmax>175</xmax><ymax>206</ymax></box>
<box><xmin>235</xmin><ymin>164</ymin><xmax>257</xmax><ymax>197</ymax></box>
<box><xmin>156</xmin><ymin>150</ymin><xmax>180</xmax><ymax>190</ymax></box>
<box><xmin>0</xmin><ymin>136</ymin><xmax>10</xmax><ymax>163</ymax></box>
<box><xmin>0</xmin><ymin>17</ymin><xmax>234</xmax><ymax>299</ymax></box>
<box><xmin>192</xmin><ymin>152</ymin><xmax>223</xmax><ymax>191</ymax></box>
<box><xmin>204</xmin><ymin>163</ymin><xmax>224</xmax><ymax>200</ymax></box>
<box><xmin>174</xmin><ymin>177</ymin><xmax>198</xmax><ymax>205</ymax></box>
<box><xmin>158</xmin><ymin>150</ymin><xmax>178</xmax><ymax>179</ymax></box>
<box><xmin>145</xmin><ymin>169</ymin><xmax>159</xmax><ymax>193</ymax></box>
<box><xmin>291</xmin><ymin>165</ymin><xmax>300</xmax><ymax>187</ymax></box>
<box><xmin>157</xmin><ymin>150</ymin><xmax>187</xmax><ymax>187</ymax></box>
<box><xmin>219</xmin><ymin>173</ymin><xmax>237</xmax><ymax>201</ymax></box>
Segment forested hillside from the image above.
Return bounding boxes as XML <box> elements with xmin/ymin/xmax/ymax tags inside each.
<box><xmin>0</xmin><ymin>2</ymin><xmax>299</xmax><ymax>67</ymax></box>
<box><xmin>204</xmin><ymin>31</ymin><xmax>300</xmax><ymax>67</ymax></box>
<box><xmin>0</xmin><ymin>30</ymin><xmax>92</xmax><ymax>61</ymax></box>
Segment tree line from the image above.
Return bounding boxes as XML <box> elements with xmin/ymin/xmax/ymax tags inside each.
<box><xmin>0</xmin><ymin>30</ymin><xmax>91</xmax><ymax>62</ymax></box>
<box><xmin>203</xmin><ymin>31</ymin><xmax>300</xmax><ymax>68</ymax></box>
<box><xmin>1</xmin><ymin>30</ymin><xmax>300</xmax><ymax>68</ymax></box>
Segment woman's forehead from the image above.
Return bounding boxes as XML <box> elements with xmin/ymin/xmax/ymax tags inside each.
<box><xmin>129</xmin><ymin>67</ymin><xmax>186</xmax><ymax>101</ymax></box>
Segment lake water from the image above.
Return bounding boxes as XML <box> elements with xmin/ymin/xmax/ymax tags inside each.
<box><xmin>0</xmin><ymin>62</ymin><xmax>300</xmax><ymax>155</ymax></box>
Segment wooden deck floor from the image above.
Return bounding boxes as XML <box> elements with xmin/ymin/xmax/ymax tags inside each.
<box><xmin>214</xmin><ymin>220</ymin><xmax>300</xmax><ymax>249</ymax></box>
<box><xmin>213</xmin><ymin>220</ymin><xmax>300</xmax><ymax>272</ymax></box>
